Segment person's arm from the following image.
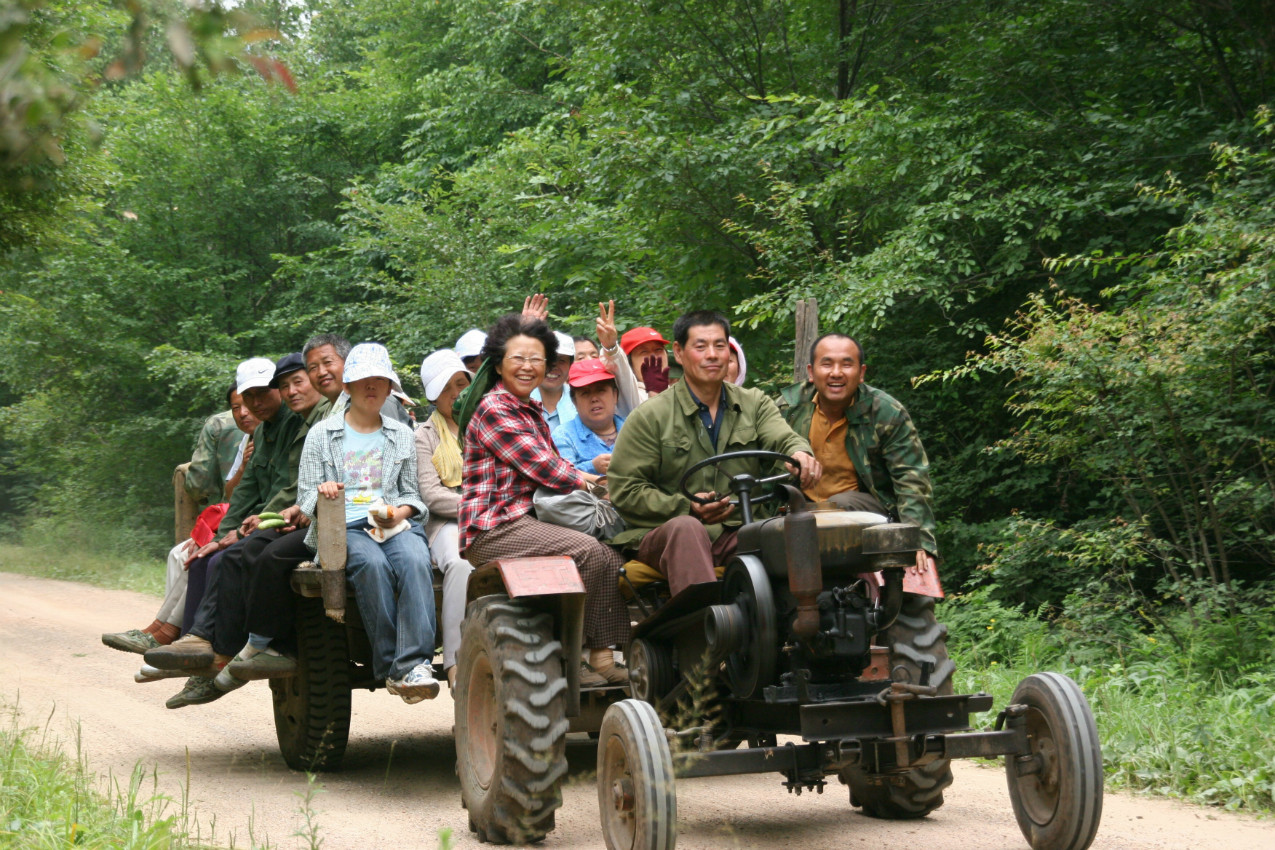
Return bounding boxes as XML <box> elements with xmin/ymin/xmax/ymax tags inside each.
<box><xmin>752</xmin><ymin>392</ymin><xmax>820</xmax><ymax>489</ymax></box>
<box><xmin>184</xmin><ymin>417</ymin><xmax>222</xmax><ymax>504</ymax></box>
<box><xmin>471</xmin><ymin>403</ymin><xmax>585</xmax><ymax>492</ymax></box>
<box><xmin>607</xmin><ymin>408</ymin><xmax>694</xmax><ymax>527</ymax></box>
<box><xmin>414</xmin><ymin>424</ymin><xmax>461</xmax><ymax>519</ymax></box>
<box><xmin>877</xmin><ymin>409</ymin><xmax>938</xmax><ymax>555</ymax></box>
<box><xmin>296</xmin><ymin>426</ymin><xmax>325</xmax><ymax>522</ymax></box>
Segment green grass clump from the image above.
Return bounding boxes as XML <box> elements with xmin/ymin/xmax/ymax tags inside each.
<box><xmin>944</xmin><ymin>583</ymin><xmax>1275</xmax><ymax>812</ymax></box>
<box><xmin>0</xmin><ymin>706</ymin><xmax>191</xmax><ymax>849</ymax></box>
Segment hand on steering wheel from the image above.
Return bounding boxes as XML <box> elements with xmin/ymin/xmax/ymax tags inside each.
<box><xmin>678</xmin><ymin>450</ymin><xmax>802</xmax><ymax>524</ymax></box>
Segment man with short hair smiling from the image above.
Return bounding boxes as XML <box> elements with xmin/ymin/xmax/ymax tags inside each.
<box><xmin>608</xmin><ymin>310</ymin><xmax>821</xmax><ymax>594</ymax></box>
<box><xmin>779</xmin><ymin>333</ymin><xmax>939</xmax><ymax>572</ymax></box>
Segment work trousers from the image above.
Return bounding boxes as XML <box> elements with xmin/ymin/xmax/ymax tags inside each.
<box><xmin>243</xmin><ymin>527</ymin><xmax>311</xmax><ymax>646</ymax></box>
<box><xmin>345</xmin><ymin>519</ymin><xmax>436</xmax><ymax>681</ymax></box>
<box><xmin>182</xmin><ymin>547</ymin><xmax>228</xmax><ymax>640</ymax></box>
<box><xmin>156</xmin><ymin>541</ymin><xmax>192</xmax><ymax>628</ymax></box>
<box><xmin>466</xmin><ymin>515</ymin><xmax>629</xmax><ymax>649</ymax></box>
<box><xmin>428</xmin><ymin>521</ymin><xmax>472</xmax><ymax>670</ymax></box>
<box><xmin>636</xmin><ymin>515</ymin><xmax>738</xmax><ymax>597</ymax></box>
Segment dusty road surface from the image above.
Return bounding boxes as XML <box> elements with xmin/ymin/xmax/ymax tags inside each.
<box><xmin>1</xmin><ymin>572</ymin><xmax>1271</xmax><ymax>849</ymax></box>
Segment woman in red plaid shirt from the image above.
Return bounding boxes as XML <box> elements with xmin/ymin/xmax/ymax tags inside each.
<box><xmin>459</xmin><ymin>314</ymin><xmax>630</xmax><ymax>686</ymax></box>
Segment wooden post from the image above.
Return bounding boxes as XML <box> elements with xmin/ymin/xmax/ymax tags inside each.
<box><xmin>316</xmin><ymin>494</ymin><xmax>348</xmax><ymax>623</ymax></box>
<box><xmin>794</xmin><ymin>298</ymin><xmax>819</xmax><ymax>383</ymax></box>
<box><xmin>172</xmin><ymin>463</ymin><xmax>199</xmax><ymax>544</ymax></box>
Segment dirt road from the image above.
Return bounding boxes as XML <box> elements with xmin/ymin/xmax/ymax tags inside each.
<box><xmin>1</xmin><ymin>572</ymin><xmax>1270</xmax><ymax>849</ymax></box>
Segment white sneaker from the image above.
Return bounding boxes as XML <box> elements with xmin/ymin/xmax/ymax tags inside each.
<box><xmin>386</xmin><ymin>663</ymin><xmax>440</xmax><ymax>704</ymax></box>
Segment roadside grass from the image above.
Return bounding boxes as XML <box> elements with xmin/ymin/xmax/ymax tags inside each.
<box><xmin>945</xmin><ymin>589</ymin><xmax>1275</xmax><ymax>813</ymax></box>
<box><xmin>0</xmin><ymin>703</ymin><xmax>203</xmax><ymax>849</ymax></box>
<box><xmin>0</xmin><ymin>542</ymin><xmax>166</xmax><ymax>597</ymax></box>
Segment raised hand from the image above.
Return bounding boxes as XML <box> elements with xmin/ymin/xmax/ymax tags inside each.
<box><xmin>641</xmin><ymin>355</ymin><xmax>670</xmax><ymax>394</ymax></box>
<box><xmin>596</xmin><ymin>300</ymin><xmax>618</xmax><ymax>350</ymax></box>
<box><xmin>522</xmin><ymin>293</ymin><xmax>549</xmax><ymax>321</ymax></box>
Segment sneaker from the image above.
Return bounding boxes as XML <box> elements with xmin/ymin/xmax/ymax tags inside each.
<box><xmin>386</xmin><ymin>663</ymin><xmax>440</xmax><ymax>704</ymax></box>
<box><xmin>145</xmin><ymin>634</ymin><xmax>214</xmax><ymax>670</ymax></box>
<box><xmin>226</xmin><ymin>647</ymin><xmax>296</xmax><ymax>681</ymax></box>
<box><xmin>136</xmin><ymin>663</ymin><xmax>199</xmax><ymax>683</ymax></box>
<box><xmin>165</xmin><ymin>676</ymin><xmax>225</xmax><ymax>709</ymax></box>
<box><xmin>102</xmin><ymin>629</ymin><xmax>160</xmax><ymax>655</ymax></box>
<box><xmin>581</xmin><ymin>660</ymin><xmax>630</xmax><ymax>688</ymax></box>
<box><xmin>213</xmin><ymin>664</ymin><xmax>249</xmax><ymax>694</ymax></box>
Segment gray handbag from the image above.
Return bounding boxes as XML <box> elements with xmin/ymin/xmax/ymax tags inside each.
<box><xmin>532</xmin><ymin>486</ymin><xmax>627</xmax><ymax>540</ymax></box>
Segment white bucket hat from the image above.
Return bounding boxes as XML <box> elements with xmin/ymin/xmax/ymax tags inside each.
<box><xmin>235</xmin><ymin>357</ymin><xmax>277</xmax><ymax>395</ymax></box>
<box><xmin>420</xmin><ymin>349</ymin><xmax>474</xmax><ymax>402</ymax></box>
<box><xmin>454</xmin><ymin>329</ymin><xmax>487</xmax><ymax>360</ymax></box>
<box><xmin>342</xmin><ymin>343</ymin><xmax>404</xmax><ymax>394</ymax></box>
<box><xmin>553</xmin><ymin>331</ymin><xmax>575</xmax><ymax>359</ymax></box>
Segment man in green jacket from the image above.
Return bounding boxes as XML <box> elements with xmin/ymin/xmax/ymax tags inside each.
<box><xmin>778</xmin><ymin>333</ymin><xmax>938</xmax><ymax>571</ymax></box>
<box><xmin>183</xmin><ymin>386</ymin><xmax>256</xmax><ymax>504</ymax></box>
<box><xmin>609</xmin><ymin>310</ymin><xmax>821</xmax><ymax>595</ymax></box>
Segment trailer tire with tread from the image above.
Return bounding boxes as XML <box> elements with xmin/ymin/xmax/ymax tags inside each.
<box><xmin>270</xmin><ymin>597</ymin><xmax>352</xmax><ymax>772</ymax></box>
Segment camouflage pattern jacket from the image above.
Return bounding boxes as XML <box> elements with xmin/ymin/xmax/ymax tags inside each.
<box><xmin>184</xmin><ymin>410</ymin><xmax>244</xmax><ymax>504</ymax></box>
<box><xmin>778</xmin><ymin>381</ymin><xmax>938</xmax><ymax>555</ymax></box>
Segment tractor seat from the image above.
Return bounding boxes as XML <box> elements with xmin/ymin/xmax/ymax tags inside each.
<box><xmin>617</xmin><ymin>560</ymin><xmax>726</xmax><ymax>599</ymax></box>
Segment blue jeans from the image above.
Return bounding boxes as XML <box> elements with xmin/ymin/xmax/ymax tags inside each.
<box><xmin>344</xmin><ymin>519</ymin><xmax>436</xmax><ymax>681</ymax></box>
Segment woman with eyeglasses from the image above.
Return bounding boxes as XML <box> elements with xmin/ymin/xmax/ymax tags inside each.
<box><xmin>457</xmin><ymin>313</ymin><xmax>630</xmax><ymax>686</ymax></box>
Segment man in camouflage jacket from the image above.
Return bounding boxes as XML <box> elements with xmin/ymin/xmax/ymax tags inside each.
<box><xmin>778</xmin><ymin>333</ymin><xmax>938</xmax><ymax>564</ymax></box>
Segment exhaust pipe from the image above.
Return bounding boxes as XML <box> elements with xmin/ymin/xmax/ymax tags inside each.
<box><xmin>781</xmin><ymin>485</ymin><xmax>823</xmax><ymax>641</ymax></box>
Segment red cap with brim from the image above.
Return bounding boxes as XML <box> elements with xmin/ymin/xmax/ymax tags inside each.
<box><xmin>620</xmin><ymin>327</ymin><xmax>670</xmax><ymax>356</ymax></box>
<box><xmin>568</xmin><ymin>358</ymin><xmax>617</xmax><ymax>388</ymax></box>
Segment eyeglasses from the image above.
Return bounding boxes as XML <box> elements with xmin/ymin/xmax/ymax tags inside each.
<box><xmin>504</xmin><ymin>355</ymin><xmax>547</xmax><ymax>367</ymax></box>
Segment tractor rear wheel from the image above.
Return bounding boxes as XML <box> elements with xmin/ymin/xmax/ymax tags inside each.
<box><xmin>841</xmin><ymin>592</ymin><xmax>955</xmax><ymax>819</ymax></box>
<box><xmin>270</xmin><ymin>597</ymin><xmax>351</xmax><ymax>772</ymax></box>
<box><xmin>455</xmin><ymin>596</ymin><xmax>568</xmax><ymax>844</ymax></box>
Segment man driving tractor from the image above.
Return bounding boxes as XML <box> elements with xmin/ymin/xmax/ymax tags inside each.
<box><xmin>607</xmin><ymin>309</ymin><xmax>822</xmax><ymax>594</ymax></box>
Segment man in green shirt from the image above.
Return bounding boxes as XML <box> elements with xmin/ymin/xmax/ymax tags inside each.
<box><xmin>183</xmin><ymin>386</ymin><xmax>257</xmax><ymax>504</ymax></box>
<box><xmin>778</xmin><ymin>333</ymin><xmax>938</xmax><ymax>572</ymax></box>
<box><xmin>609</xmin><ymin>310</ymin><xmax>821</xmax><ymax>595</ymax></box>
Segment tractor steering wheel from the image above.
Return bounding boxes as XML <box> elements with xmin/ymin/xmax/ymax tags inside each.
<box><xmin>677</xmin><ymin>450</ymin><xmax>800</xmax><ymax>525</ymax></box>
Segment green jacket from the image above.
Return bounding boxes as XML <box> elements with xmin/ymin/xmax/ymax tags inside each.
<box><xmin>184</xmin><ymin>410</ymin><xmax>243</xmax><ymax>504</ymax></box>
<box><xmin>216</xmin><ymin>405</ymin><xmax>301</xmax><ymax>536</ymax></box>
<box><xmin>273</xmin><ymin>398</ymin><xmax>332</xmax><ymax>510</ymax></box>
<box><xmin>778</xmin><ymin>381</ymin><xmax>938</xmax><ymax>555</ymax></box>
<box><xmin>609</xmin><ymin>380</ymin><xmax>813</xmax><ymax>547</ymax></box>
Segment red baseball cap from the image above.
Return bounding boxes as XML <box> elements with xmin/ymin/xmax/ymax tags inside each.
<box><xmin>568</xmin><ymin>358</ymin><xmax>617</xmax><ymax>388</ymax></box>
<box><xmin>620</xmin><ymin>327</ymin><xmax>670</xmax><ymax>356</ymax></box>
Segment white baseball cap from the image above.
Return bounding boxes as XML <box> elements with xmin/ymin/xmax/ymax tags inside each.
<box><xmin>420</xmin><ymin>349</ymin><xmax>474</xmax><ymax>402</ymax></box>
<box><xmin>342</xmin><ymin>343</ymin><xmax>404</xmax><ymax>394</ymax></box>
<box><xmin>454</xmin><ymin>329</ymin><xmax>487</xmax><ymax>360</ymax></box>
<box><xmin>553</xmin><ymin>331</ymin><xmax>575</xmax><ymax>359</ymax></box>
<box><xmin>235</xmin><ymin>357</ymin><xmax>277</xmax><ymax>395</ymax></box>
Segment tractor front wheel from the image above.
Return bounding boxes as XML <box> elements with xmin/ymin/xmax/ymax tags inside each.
<box><xmin>1006</xmin><ymin>672</ymin><xmax>1103</xmax><ymax>850</ymax></box>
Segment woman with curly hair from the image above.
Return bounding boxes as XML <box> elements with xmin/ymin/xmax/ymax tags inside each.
<box><xmin>458</xmin><ymin>314</ymin><xmax>629</xmax><ymax>686</ymax></box>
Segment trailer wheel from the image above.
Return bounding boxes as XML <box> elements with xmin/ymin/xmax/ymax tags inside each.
<box><xmin>271</xmin><ymin>597</ymin><xmax>351</xmax><ymax>771</ymax></box>
<box><xmin>598</xmin><ymin>699</ymin><xmax>677</xmax><ymax>850</ymax></box>
<box><xmin>841</xmin><ymin>592</ymin><xmax>955</xmax><ymax>818</ymax></box>
<box><xmin>455</xmin><ymin>596</ymin><xmax>568</xmax><ymax>844</ymax></box>
<box><xmin>1006</xmin><ymin>672</ymin><xmax>1103</xmax><ymax>850</ymax></box>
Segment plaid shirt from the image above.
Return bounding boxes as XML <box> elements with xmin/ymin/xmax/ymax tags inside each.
<box><xmin>297</xmin><ymin>413</ymin><xmax>427</xmax><ymax>551</ymax></box>
<box><xmin>459</xmin><ymin>383</ymin><xmax>585</xmax><ymax>554</ymax></box>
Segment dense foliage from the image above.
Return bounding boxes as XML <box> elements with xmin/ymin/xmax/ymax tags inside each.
<box><xmin>1</xmin><ymin>2</ymin><xmax>1273</xmax><ymax>788</ymax></box>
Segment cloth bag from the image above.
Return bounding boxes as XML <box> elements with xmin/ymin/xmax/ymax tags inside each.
<box><xmin>532</xmin><ymin>487</ymin><xmax>626</xmax><ymax>540</ymax></box>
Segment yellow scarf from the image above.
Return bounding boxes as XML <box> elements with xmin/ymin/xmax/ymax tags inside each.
<box><xmin>430</xmin><ymin>409</ymin><xmax>463</xmax><ymax>488</ymax></box>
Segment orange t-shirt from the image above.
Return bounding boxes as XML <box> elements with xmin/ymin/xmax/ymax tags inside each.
<box><xmin>804</xmin><ymin>401</ymin><xmax>858</xmax><ymax>502</ymax></box>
